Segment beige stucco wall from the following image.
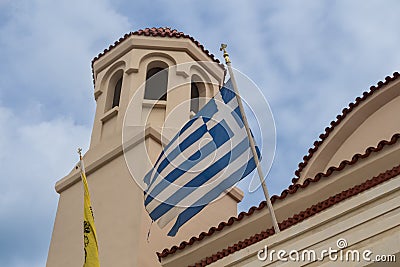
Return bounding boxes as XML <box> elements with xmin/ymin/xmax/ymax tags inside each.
<box><xmin>327</xmin><ymin>95</ymin><xmax>400</xmax><ymax>168</ymax></box>
<box><xmin>47</xmin><ymin>35</ymin><xmax>244</xmax><ymax>267</ymax></box>
<box><xmin>298</xmin><ymin>78</ymin><xmax>400</xmax><ymax>182</ymax></box>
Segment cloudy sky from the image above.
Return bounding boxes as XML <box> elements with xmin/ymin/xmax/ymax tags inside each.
<box><xmin>1</xmin><ymin>0</ymin><xmax>400</xmax><ymax>266</ymax></box>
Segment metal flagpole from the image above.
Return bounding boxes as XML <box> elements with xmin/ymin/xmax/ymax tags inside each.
<box><xmin>220</xmin><ymin>44</ymin><xmax>280</xmax><ymax>233</ymax></box>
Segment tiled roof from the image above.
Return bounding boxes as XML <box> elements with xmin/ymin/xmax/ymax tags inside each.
<box><xmin>292</xmin><ymin>72</ymin><xmax>400</xmax><ymax>184</ymax></box>
<box><xmin>188</xmin><ymin>163</ymin><xmax>400</xmax><ymax>266</ymax></box>
<box><xmin>91</xmin><ymin>27</ymin><xmax>222</xmax><ymax>85</ymax></box>
<box><xmin>157</xmin><ymin>132</ymin><xmax>400</xmax><ymax>260</ymax></box>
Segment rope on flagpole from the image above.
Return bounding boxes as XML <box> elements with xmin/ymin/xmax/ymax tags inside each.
<box><xmin>147</xmin><ymin>220</ymin><xmax>153</xmax><ymax>243</ymax></box>
<box><xmin>220</xmin><ymin>44</ymin><xmax>280</xmax><ymax>234</ymax></box>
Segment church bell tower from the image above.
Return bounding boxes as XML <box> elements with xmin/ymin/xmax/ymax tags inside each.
<box><xmin>47</xmin><ymin>27</ymin><xmax>243</xmax><ymax>267</ymax></box>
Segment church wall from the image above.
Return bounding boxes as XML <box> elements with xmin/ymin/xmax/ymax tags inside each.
<box><xmin>166</xmin><ymin>175</ymin><xmax>400</xmax><ymax>267</ymax></box>
<box><xmin>160</xmin><ymin>142</ymin><xmax>400</xmax><ymax>267</ymax></box>
<box><xmin>327</xmin><ymin>95</ymin><xmax>400</xmax><ymax>169</ymax></box>
<box><xmin>298</xmin><ymin>79</ymin><xmax>400</xmax><ymax>182</ymax></box>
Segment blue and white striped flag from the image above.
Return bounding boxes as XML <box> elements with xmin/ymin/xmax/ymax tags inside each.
<box><xmin>143</xmin><ymin>79</ymin><xmax>260</xmax><ymax>236</ymax></box>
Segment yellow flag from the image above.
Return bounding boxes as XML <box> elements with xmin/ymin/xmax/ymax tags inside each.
<box><xmin>79</xmin><ymin>154</ymin><xmax>100</xmax><ymax>267</ymax></box>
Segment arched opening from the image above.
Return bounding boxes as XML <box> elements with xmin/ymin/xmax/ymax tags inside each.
<box><xmin>105</xmin><ymin>70</ymin><xmax>123</xmax><ymax>111</ymax></box>
<box><xmin>190</xmin><ymin>75</ymin><xmax>207</xmax><ymax>114</ymax></box>
<box><xmin>190</xmin><ymin>82</ymin><xmax>200</xmax><ymax>114</ymax></box>
<box><xmin>112</xmin><ymin>77</ymin><xmax>122</xmax><ymax>108</ymax></box>
<box><xmin>145</xmin><ymin>62</ymin><xmax>168</xmax><ymax>101</ymax></box>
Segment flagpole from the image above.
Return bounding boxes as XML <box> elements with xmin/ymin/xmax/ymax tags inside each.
<box><xmin>220</xmin><ymin>44</ymin><xmax>280</xmax><ymax>234</ymax></box>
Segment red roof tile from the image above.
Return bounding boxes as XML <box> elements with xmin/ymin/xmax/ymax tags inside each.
<box><xmin>157</xmin><ymin>132</ymin><xmax>400</xmax><ymax>260</ymax></box>
<box><xmin>91</xmin><ymin>27</ymin><xmax>222</xmax><ymax>85</ymax></box>
<box><xmin>292</xmin><ymin>72</ymin><xmax>400</xmax><ymax>184</ymax></box>
<box><xmin>188</xmin><ymin>163</ymin><xmax>400</xmax><ymax>266</ymax></box>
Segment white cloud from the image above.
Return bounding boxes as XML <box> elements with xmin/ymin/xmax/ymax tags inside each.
<box><xmin>0</xmin><ymin>0</ymin><xmax>130</xmax><ymax>122</ymax></box>
<box><xmin>0</xmin><ymin>104</ymin><xmax>91</xmax><ymax>266</ymax></box>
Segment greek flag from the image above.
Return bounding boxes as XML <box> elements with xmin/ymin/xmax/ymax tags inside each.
<box><xmin>143</xmin><ymin>80</ymin><xmax>260</xmax><ymax>236</ymax></box>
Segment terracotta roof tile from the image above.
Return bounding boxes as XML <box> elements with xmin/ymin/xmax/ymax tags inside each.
<box><xmin>292</xmin><ymin>72</ymin><xmax>400</xmax><ymax>184</ymax></box>
<box><xmin>157</xmin><ymin>132</ymin><xmax>400</xmax><ymax>260</ymax></box>
<box><xmin>188</xmin><ymin>163</ymin><xmax>400</xmax><ymax>266</ymax></box>
<box><xmin>91</xmin><ymin>27</ymin><xmax>222</xmax><ymax>85</ymax></box>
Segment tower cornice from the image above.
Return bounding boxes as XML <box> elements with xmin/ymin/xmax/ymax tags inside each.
<box><xmin>91</xmin><ymin>27</ymin><xmax>225</xmax><ymax>86</ymax></box>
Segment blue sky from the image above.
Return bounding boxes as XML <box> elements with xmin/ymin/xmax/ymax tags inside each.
<box><xmin>1</xmin><ymin>1</ymin><xmax>400</xmax><ymax>266</ymax></box>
